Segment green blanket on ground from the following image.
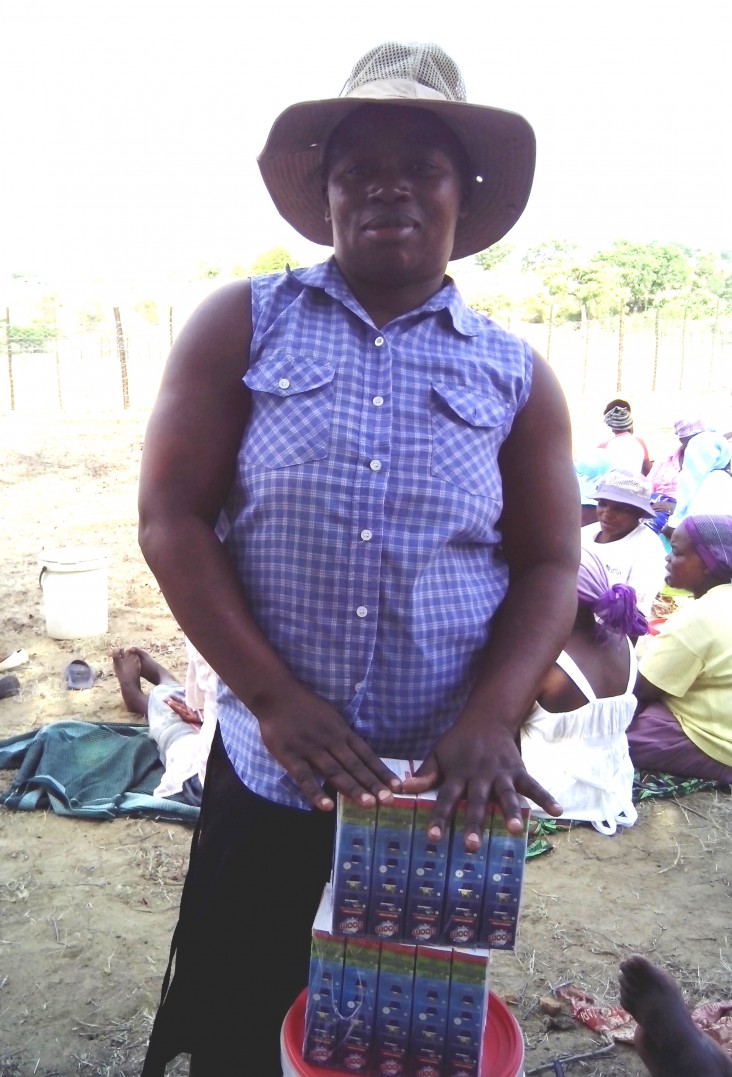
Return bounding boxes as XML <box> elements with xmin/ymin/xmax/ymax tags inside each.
<box><xmin>0</xmin><ymin>720</ymin><xmax>199</xmax><ymax>823</ymax></box>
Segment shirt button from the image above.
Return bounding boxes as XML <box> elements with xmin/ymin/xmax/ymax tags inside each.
<box><xmin>369</xmin><ymin>459</ymin><xmax>382</xmax><ymax>472</ymax></box>
<box><xmin>360</xmin><ymin>529</ymin><xmax>373</xmax><ymax>542</ymax></box>
<box><xmin>356</xmin><ymin>606</ymin><xmax>368</xmax><ymax>618</ymax></box>
<box><xmin>374</xmin><ymin>336</ymin><xmax>385</xmax><ymax>347</ymax></box>
<box><xmin>372</xmin><ymin>396</ymin><xmax>384</xmax><ymax>407</ymax></box>
<box><xmin>278</xmin><ymin>377</ymin><xmax>290</xmax><ymax>389</ymax></box>
<box><xmin>355</xmin><ymin>681</ymin><xmax>364</xmax><ymax>692</ymax></box>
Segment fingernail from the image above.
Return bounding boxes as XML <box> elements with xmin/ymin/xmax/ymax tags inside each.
<box><xmin>466</xmin><ymin>832</ymin><xmax>480</xmax><ymax>846</ymax></box>
<box><xmin>428</xmin><ymin>825</ymin><xmax>441</xmax><ymax>840</ymax></box>
<box><xmin>378</xmin><ymin>789</ymin><xmax>392</xmax><ymax>802</ymax></box>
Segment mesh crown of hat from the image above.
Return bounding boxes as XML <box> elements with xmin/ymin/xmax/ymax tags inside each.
<box><xmin>601</xmin><ymin>471</ymin><xmax>651</xmax><ymax>498</ymax></box>
<box><xmin>342</xmin><ymin>42</ymin><xmax>467</xmax><ymax>102</ymax></box>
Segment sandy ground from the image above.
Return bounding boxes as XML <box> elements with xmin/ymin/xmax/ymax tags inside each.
<box><xmin>0</xmin><ymin>410</ymin><xmax>731</xmax><ymax>1077</ymax></box>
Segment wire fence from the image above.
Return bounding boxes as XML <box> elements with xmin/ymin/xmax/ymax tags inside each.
<box><xmin>2</xmin><ymin>311</ymin><xmax>730</xmax><ymax>444</ymax></box>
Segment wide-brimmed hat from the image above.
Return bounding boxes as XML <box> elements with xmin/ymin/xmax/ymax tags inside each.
<box><xmin>594</xmin><ymin>470</ymin><xmax>654</xmax><ymax>517</ymax></box>
<box><xmin>257</xmin><ymin>42</ymin><xmax>536</xmax><ymax>261</ymax></box>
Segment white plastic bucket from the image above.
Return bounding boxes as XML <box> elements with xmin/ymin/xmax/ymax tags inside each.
<box><xmin>39</xmin><ymin>546</ymin><xmax>109</xmax><ymax>639</ymax></box>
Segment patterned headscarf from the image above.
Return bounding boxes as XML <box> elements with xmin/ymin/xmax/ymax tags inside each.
<box><xmin>681</xmin><ymin>515</ymin><xmax>732</xmax><ymax>582</ymax></box>
<box><xmin>603</xmin><ymin>404</ymin><xmax>633</xmax><ymax>432</ymax></box>
<box><xmin>576</xmin><ymin>546</ymin><xmax>649</xmax><ymax>639</ymax></box>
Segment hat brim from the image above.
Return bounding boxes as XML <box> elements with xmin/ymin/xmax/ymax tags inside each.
<box><xmin>257</xmin><ymin>97</ymin><xmax>536</xmax><ymax>261</ymax></box>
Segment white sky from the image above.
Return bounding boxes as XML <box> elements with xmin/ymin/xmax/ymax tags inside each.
<box><xmin>2</xmin><ymin>0</ymin><xmax>730</xmax><ymax>288</ymax></box>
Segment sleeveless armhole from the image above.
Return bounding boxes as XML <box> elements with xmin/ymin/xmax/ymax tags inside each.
<box><xmin>555</xmin><ymin>650</ymin><xmax>597</xmax><ymax>702</ymax></box>
<box><xmin>557</xmin><ymin>637</ymin><xmax>636</xmax><ymax>702</ymax></box>
<box><xmin>625</xmin><ymin>635</ymin><xmax>637</xmax><ymax>693</ymax></box>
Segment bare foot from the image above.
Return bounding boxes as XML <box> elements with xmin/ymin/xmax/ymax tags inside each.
<box><xmin>619</xmin><ymin>955</ymin><xmax>732</xmax><ymax>1076</ymax></box>
<box><xmin>128</xmin><ymin>647</ymin><xmax>177</xmax><ymax>687</ymax></box>
<box><xmin>111</xmin><ymin>648</ymin><xmax>149</xmax><ymax>716</ymax></box>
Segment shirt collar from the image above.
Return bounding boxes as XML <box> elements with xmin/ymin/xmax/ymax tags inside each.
<box><xmin>288</xmin><ymin>258</ymin><xmax>482</xmax><ymax>338</ymax></box>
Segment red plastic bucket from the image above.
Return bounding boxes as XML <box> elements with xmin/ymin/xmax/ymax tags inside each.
<box><xmin>281</xmin><ymin>987</ymin><xmax>525</xmax><ymax>1076</ymax></box>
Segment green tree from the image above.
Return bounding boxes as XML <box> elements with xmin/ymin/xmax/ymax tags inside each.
<box><xmin>593</xmin><ymin>241</ymin><xmax>691</xmax><ymax>313</ymax></box>
<box><xmin>134</xmin><ymin>299</ymin><xmax>160</xmax><ymax>325</ymax></box>
<box><xmin>78</xmin><ymin>303</ymin><xmax>106</xmax><ymax>332</ymax></box>
<box><xmin>250</xmin><ymin>247</ymin><xmax>299</xmax><ymax>275</ymax></box>
<box><xmin>469</xmin><ymin>292</ymin><xmax>514</xmax><ymax>326</ymax></box>
<box><xmin>474</xmin><ymin>243</ymin><xmax>513</xmax><ymax>272</ymax></box>
<box><xmin>6</xmin><ymin>322</ymin><xmax>56</xmax><ymax>352</ymax></box>
<box><xmin>521</xmin><ymin>240</ymin><xmax>578</xmax><ymax>359</ymax></box>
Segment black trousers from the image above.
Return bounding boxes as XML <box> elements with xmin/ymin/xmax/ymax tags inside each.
<box><xmin>141</xmin><ymin>727</ymin><xmax>336</xmax><ymax>1077</ymax></box>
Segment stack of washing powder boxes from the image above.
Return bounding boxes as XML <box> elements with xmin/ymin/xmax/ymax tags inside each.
<box><xmin>303</xmin><ymin>759</ymin><xmax>529</xmax><ymax>1076</ymax></box>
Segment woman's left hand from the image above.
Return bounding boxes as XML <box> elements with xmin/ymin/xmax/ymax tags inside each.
<box><xmin>401</xmin><ymin>717</ymin><xmax>561</xmax><ymax>850</ymax></box>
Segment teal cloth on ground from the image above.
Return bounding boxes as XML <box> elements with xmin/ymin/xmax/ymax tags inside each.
<box><xmin>0</xmin><ymin>721</ymin><xmax>199</xmax><ymax>823</ymax></box>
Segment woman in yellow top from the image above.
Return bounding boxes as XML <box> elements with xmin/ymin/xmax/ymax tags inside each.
<box><xmin>628</xmin><ymin>514</ymin><xmax>732</xmax><ymax>783</ymax></box>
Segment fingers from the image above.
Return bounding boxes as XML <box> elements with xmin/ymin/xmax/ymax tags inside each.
<box><xmin>400</xmin><ymin>756</ymin><xmax>440</xmax><ymax>794</ymax></box>
<box><xmin>291</xmin><ymin>749</ymin><xmax>399</xmax><ymax>810</ymax></box>
<box><xmin>415</xmin><ymin>757</ymin><xmax>561</xmax><ymax>851</ymax></box>
<box><xmin>514</xmin><ymin>772</ymin><xmax>562</xmax><ymax>819</ymax></box>
<box><xmin>427</xmin><ymin>779</ymin><xmax>493</xmax><ymax>852</ymax></box>
<box><xmin>262</xmin><ymin>712</ymin><xmax>403</xmax><ymax>811</ymax></box>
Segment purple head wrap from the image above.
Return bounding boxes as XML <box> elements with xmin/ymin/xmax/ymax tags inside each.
<box><xmin>681</xmin><ymin>515</ymin><xmax>732</xmax><ymax>581</ymax></box>
<box><xmin>673</xmin><ymin>417</ymin><xmax>707</xmax><ymax>439</ymax></box>
<box><xmin>577</xmin><ymin>546</ymin><xmax>649</xmax><ymax>640</ymax></box>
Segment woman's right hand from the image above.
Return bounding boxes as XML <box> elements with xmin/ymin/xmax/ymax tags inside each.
<box><xmin>257</xmin><ymin>688</ymin><xmax>402</xmax><ymax>811</ymax></box>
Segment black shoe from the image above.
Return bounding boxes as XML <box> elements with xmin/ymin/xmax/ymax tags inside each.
<box><xmin>0</xmin><ymin>674</ymin><xmax>20</xmax><ymax>699</ymax></box>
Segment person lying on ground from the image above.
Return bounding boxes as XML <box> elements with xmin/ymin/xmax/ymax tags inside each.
<box><xmin>619</xmin><ymin>954</ymin><xmax>732</xmax><ymax>1077</ymax></box>
<box><xmin>111</xmin><ymin>643</ymin><xmax>217</xmax><ymax>805</ymax></box>
<box><xmin>628</xmin><ymin>514</ymin><xmax>732</xmax><ymax>784</ymax></box>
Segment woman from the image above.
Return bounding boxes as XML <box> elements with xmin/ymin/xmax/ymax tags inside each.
<box><xmin>597</xmin><ymin>398</ymin><xmax>651</xmax><ymax>476</ymax></box>
<box><xmin>138</xmin><ymin>41</ymin><xmax>578</xmax><ymax>1076</ymax></box>
<box><xmin>575</xmin><ymin>449</ymin><xmax>611</xmax><ymax>528</ymax></box>
<box><xmin>581</xmin><ymin>469</ymin><xmax>667</xmax><ymax>617</ymax></box>
<box><xmin>628</xmin><ymin>514</ymin><xmax>732</xmax><ymax>783</ymax></box>
<box><xmin>666</xmin><ymin>430</ymin><xmax>732</xmax><ymax>532</ymax></box>
<box><xmin>521</xmin><ymin>546</ymin><xmax>648</xmax><ymax>834</ymax></box>
<box><xmin>646</xmin><ymin>417</ymin><xmax>706</xmax><ymax>534</ymax></box>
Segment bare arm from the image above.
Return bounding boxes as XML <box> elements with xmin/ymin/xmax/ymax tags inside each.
<box><xmin>403</xmin><ymin>352</ymin><xmax>580</xmax><ymax>845</ymax></box>
<box><xmin>139</xmin><ymin>281</ymin><xmax>399</xmax><ymax>810</ymax></box>
<box><xmin>634</xmin><ymin>671</ymin><xmax>664</xmax><ymax>704</ymax></box>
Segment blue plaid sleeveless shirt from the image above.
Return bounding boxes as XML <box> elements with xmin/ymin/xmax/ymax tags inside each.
<box><xmin>217</xmin><ymin>259</ymin><xmax>533</xmax><ymax>807</ymax></box>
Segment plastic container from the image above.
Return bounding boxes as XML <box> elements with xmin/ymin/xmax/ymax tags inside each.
<box><xmin>281</xmin><ymin>987</ymin><xmax>525</xmax><ymax>1077</ymax></box>
<box><xmin>39</xmin><ymin>546</ymin><xmax>109</xmax><ymax>639</ymax></box>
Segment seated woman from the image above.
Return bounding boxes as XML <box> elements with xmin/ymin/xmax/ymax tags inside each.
<box><xmin>521</xmin><ymin>546</ymin><xmax>648</xmax><ymax>834</ymax></box>
<box><xmin>645</xmin><ymin>416</ymin><xmax>707</xmax><ymax>534</ymax></box>
<box><xmin>666</xmin><ymin>431</ymin><xmax>732</xmax><ymax>533</ymax></box>
<box><xmin>597</xmin><ymin>398</ymin><xmax>651</xmax><ymax>475</ymax></box>
<box><xmin>581</xmin><ymin>469</ymin><xmax>667</xmax><ymax>618</ymax></box>
<box><xmin>575</xmin><ymin>449</ymin><xmax>611</xmax><ymax>528</ymax></box>
<box><xmin>628</xmin><ymin>514</ymin><xmax>732</xmax><ymax>784</ymax></box>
